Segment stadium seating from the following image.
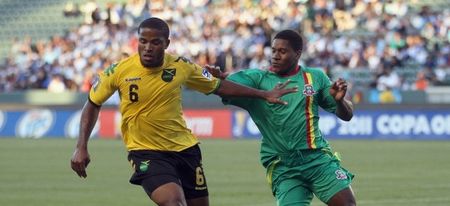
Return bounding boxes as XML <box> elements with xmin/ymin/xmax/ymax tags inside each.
<box><xmin>0</xmin><ymin>0</ymin><xmax>448</xmax><ymax>95</ymax></box>
<box><xmin>0</xmin><ymin>0</ymin><xmax>115</xmax><ymax>59</ymax></box>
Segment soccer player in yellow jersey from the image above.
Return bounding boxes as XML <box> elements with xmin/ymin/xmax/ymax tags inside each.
<box><xmin>70</xmin><ymin>17</ymin><xmax>297</xmax><ymax>206</ymax></box>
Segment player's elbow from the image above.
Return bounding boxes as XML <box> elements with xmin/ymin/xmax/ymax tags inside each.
<box><xmin>339</xmin><ymin>113</ymin><xmax>353</xmax><ymax>121</ymax></box>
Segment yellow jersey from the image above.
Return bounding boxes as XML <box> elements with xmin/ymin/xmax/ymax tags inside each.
<box><xmin>89</xmin><ymin>53</ymin><xmax>220</xmax><ymax>151</ymax></box>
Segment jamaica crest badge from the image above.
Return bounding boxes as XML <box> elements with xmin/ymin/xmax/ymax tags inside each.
<box><xmin>161</xmin><ymin>69</ymin><xmax>176</xmax><ymax>82</ymax></box>
<box><xmin>303</xmin><ymin>84</ymin><xmax>316</xmax><ymax>96</ymax></box>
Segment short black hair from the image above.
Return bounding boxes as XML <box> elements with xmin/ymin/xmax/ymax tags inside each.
<box><xmin>274</xmin><ymin>30</ymin><xmax>303</xmax><ymax>52</ymax></box>
<box><xmin>138</xmin><ymin>17</ymin><xmax>170</xmax><ymax>39</ymax></box>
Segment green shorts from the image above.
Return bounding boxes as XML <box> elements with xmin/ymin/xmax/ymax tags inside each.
<box><xmin>265</xmin><ymin>149</ymin><xmax>354</xmax><ymax>206</ymax></box>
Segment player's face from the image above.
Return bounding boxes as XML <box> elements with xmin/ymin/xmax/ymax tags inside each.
<box><xmin>271</xmin><ymin>39</ymin><xmax>300</xmax><ymax>75</ymax></box>
<box><xmin>138</xmin><ymin>27</ymin><xmax>170</xmax><ymax>68</ymax></box>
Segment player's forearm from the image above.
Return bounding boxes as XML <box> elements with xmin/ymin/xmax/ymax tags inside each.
<box><xmin>214</xmin><ymin>80</ymin><xmax>268</xmax><ymax>99</ymax></box>
<box><xmin>335</xmin><ymin>99</ymin><xmax>353</xmax><ymax>121</ymax></box>
<box><xmin>76</xmin><ymin>100</ymin><xmax>101</xmax><ymax>149</ymax></box>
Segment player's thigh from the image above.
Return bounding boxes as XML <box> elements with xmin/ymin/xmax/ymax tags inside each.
<box><xmin>177</xmin><ymin>145</ymin><xmax>209</xmax><ymax>200</ymax></box>
<box><xmin>308</xmin><ymin>160</ymin><xmax>354</xmax><ymax>204</ymax></box>
<box><xmin>148</xmin><ymin>181</ymin><xmax>187</xmax><ymax>206</ymax></box>
<box><xmin>186</xmin><ymin>196</ymin><xmax>209</xmax><ymax>206</ymax></box>
<box><xmin>128</xmin><ymin>150</ymin><xmax>181</xmax><ymax>193</ymax></box>
<box><xmin>327</xmin><ymin>186</ymin><xmax>356</xmax><ymax>206</ymax></box>
<box><xmin>274</xmin><ymin>178</ymin><xmax>314</xmax><ymax>206</ymax></box>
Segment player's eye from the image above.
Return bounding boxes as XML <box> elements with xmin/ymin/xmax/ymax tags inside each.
<box><xmin>139</xmin><ymin>38</ymin><xmax>147</xmax><ymax>44</ymax></box>
<box><xmin>151</xmin><ymin>40</ymin><xmax>162</xmax><ymax>45</ymax></box>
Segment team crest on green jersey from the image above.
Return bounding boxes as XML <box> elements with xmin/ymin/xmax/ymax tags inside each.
<box><xmin>162</xmin><ymin>69</ymin><xmax>176</xmax><ymax>82</ymax></box>
<box><xmin>303</xmin><ymin>84</ymin><xmax>316</xmax><ymax>96</ymax></box>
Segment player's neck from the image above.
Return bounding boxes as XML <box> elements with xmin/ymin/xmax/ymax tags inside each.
<box><xmin>275</xmin><ymin>65</ymin><xmax>300</xmax><ymax>77</ymax></box>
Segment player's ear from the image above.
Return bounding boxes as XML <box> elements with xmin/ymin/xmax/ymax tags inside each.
<box><xmin>296</xmin><ymin>49</ymin><xmax>302</xmax><ymax>59</ymax></box>
<box><xmin>165</xmin><ymin>39</ymin><xmax>170</xmax><ymax>49</ymax></box>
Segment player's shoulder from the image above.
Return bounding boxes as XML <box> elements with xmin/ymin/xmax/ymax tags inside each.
<box><xmin>118</xmin><ymin>53</ymin><xmax>140</xmax><ymax>69</ymax></box>
<box><xmin>167</xmin><ymin>53</ymin><xmax>196</xmax><ymax>67</ymax></box>
<box><xmin>226</xmin><ymin>69</ymin><xmax>268</xmax><ymax>84</ymax></box>
<box><xmin>235</xmin><ymin>68</ymin><xmax>268</xmax><ymax>77</ymax></box>
<box><xmin>102</xmin><ymin>53</ymin><xmax>138</xmax><ymax>76</ymax></box>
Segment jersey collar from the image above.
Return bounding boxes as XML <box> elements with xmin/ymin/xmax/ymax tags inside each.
<box><xmin>269</xmin><ymin>65</ymin><xmax>300</xmax><ymax>77</ymax></box>
<box><xmin>140</xmin><ymin>53</ymin><xmax>170</xmax><ymax>72</ymax></box>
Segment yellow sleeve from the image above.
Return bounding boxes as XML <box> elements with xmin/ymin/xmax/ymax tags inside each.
<box><xmin>184</xmin><ymin>63</ymin><xmax>220</xmax><ymax>94</ymax></box>
<box><xmin>89</xmin><ymin>63</ymin><xmax>119</xmax><ymax>105</ymax></box>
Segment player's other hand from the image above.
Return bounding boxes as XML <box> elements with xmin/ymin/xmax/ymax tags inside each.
<box><xmin>267</xmin><ymin>79</ymin><xmax>298</xmax><ymax>105</ymax></box>
<box><xmin>204</xmin><ymin>65</ymin><xmax>229</xmax><ymax>80</ymax></box>
<box><xmin>70</xmin><ymin>148</ymin><xmax>91</xmax><ymax>178</ymax></box>
<box><xmin>329</xmin><ymin>78</ymin><xmax>348</xmax><ymax>102</ymax></box>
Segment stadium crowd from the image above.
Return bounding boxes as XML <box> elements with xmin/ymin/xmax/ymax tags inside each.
<box><xmin>1</xmin><ymin>0</ymin><xmax>449</xmax><ymax>96</ymax></box>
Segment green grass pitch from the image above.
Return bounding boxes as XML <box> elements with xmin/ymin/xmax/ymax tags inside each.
<box><xmin>1</xmin><ymin>138</ymin><xmax>450</xmax><ymax>206</ymax></box>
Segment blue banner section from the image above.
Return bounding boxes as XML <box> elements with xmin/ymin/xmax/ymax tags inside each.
<box><xmin>0</xmin><ymin>109</ymin><xmax>98</xmax><ymax>139</ymax></box>
<box><xmin>1</xmin><ymin>108</ymin><xmax>450</xmax><ymax>139</ymax></box>
<box><xmin>232</xmin><ymin>109</ymin><xmax>450</xmax><ymax>139</ymax></box>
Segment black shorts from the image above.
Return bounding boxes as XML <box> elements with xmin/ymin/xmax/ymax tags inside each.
<box><xmin>127</xmin><ymin>144</ymin><xmax>208</xmax><ymax>199</ymax></box>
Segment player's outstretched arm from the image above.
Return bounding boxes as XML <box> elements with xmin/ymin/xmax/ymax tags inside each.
<box><xmin>205</xmin><ymin>65</ymin><xmax>229</xmax><ymax>80</ymax></box>
<box><xmin>205</xmin><ymin>65</ymin><xmax>298</xmax><ymax>105</ymax></box>
<box><xmin>70</xmin><ymin>100</ymin><xmax>101</xmax><ymax>178</ymax></box>
<box><xmin>329</xmin><ymin>78</ymin><xmax>353</xmax><ymax>121</ymax></box>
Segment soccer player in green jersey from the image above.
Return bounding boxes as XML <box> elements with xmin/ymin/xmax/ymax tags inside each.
<box><xmin>208</xmin><ymin>30</ymin><xmax>356</xmax><ymax>206</ymax></box>
<box><xmin>70</xmin><ymin>18</ymin><xmax>297</xmax><ymax>206</ymax></box>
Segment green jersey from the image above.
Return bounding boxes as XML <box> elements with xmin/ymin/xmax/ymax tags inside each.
<box><xmin>223</xmin><ymin>66</ymin><xmax>337</xmax><ymax>166</ymax></box>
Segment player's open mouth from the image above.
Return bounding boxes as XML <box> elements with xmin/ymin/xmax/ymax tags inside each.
<box><xmin>142</xmin><ymin>54</ymin><xmax>153</xmax><ymax>61</ymax></box>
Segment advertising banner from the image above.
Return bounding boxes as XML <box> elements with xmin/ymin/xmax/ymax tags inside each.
<box><xmin>96</xmin><ymin>109</ymin><xmax>232</xmax><ymax>139</ymax></box>
<box><xmin>232</xmin><ymin>109</ymin><xmax>450</xmax><ymax>139</ymax></box>
<box><xmin>0</xmin><ymin>109</ymin><xmax>232</xmax><ymax>139</ymax></box>
<box><xmin>184</xmin><ymin>110</ymin><xmax>232</xmax><ymax>139</ymax></box>
<box><xmin>1</xmin><ymin>108</ymin><xmax>449</xmax><ymax>139</ymax></box>
<box><xmin>0</xmin><ymin>109</ymin><xmax>99</xmax><ymax>138</ymax></box>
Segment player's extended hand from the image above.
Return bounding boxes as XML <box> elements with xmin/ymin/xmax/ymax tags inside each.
<box><xmin>204</xmin><ymin>65</ymin><xmax>229</xmax><ymax>80</ymax></box>
<box><xmin>70</xmin><ymin>148</ymin><xmax>91</xmax><ymax>178</ymax></box>
<box><xmin>267</xmin><ymin>80</ymin><xmax>298</xmax><ymax>105</ymax></box>
<box><xmin>329</xmin><ymin>78</ymin><xmax>348</xmax><ymax>102</ymax></box>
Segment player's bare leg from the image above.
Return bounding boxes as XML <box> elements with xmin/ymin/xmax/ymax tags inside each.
<box><xmin>186</xmin><ymin>197</ymin><xmax>209</xmax><ymax>206</ymax></box>
<box><xmin>327</xmin><ymin>187</ymin><xmax>356</xmax><ymax>206</ymax></box>
<box><xmin>148</xmin><ymin>182</ymin><xmax>187</xmax><ymax>206</ymax></box>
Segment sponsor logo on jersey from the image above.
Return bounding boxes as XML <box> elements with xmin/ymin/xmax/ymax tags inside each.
<box><xmin>162</xmin><ymin>68</ymin><xmax>176</xmax><ymax>82</ymax></box>
<box><xmin>16</xmin><ymin>109</ymin><xmax>54</xmax><ymax>138</ymax></box>
<box><xmin>303</xmin><ymin>84</ymin><xmax>316</xmax><ymax>96</ymax></box>
<box><xmin>202</xmin><ymin>69</ymin><xmax>212</xmax><ymax>80</ymax></box>
<box><xmin>125</xmin><ymin>77</ymin><xmax>141</xmax><ymax>82</ymax></box>
<box><xmin>65</xmin><ymin>110</ymin><xmax>100</xmax><ymax>138</ymax></box>
<box><xmin>335</xmin><ymin>169</ymin><xmax>348</xmax><ymax>180</ymax></box>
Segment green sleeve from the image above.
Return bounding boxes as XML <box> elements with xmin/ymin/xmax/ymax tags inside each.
<box><xmin>317</xmin><ymin>70</ymin><xmax>337</xmax><ymax>113</ymax></box>
<box><xmin>221</xmin><ymin>70</ymin><xmax>259</xmax><ymax>109</ymax></box>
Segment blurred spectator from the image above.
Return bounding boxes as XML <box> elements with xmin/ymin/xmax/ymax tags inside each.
<box><xmin>415</xmin><ymin>71</ymin><xmax>429</xmax><ymax>91</ymax></box>
<box><xmin>47</xmin><ymin>74</ymin><xmax>67</xmax><ymax>93</ymax></box>
<box><xmin>1</xmin><ymin>0</ymin><xmax>449</xmax><ymax>95</ymax></box>
<box><xmin>376</xmin><ymin>66</ymin><xmax>401</xmax><ymax>91</ymax></box>
<box><xmin>80</xmin><ymin>0</ymin><xmax>98</xmax><ymax>24</ymax></box>
<box><xmin>63</xmin><ymin>2</ymin><xmax>81</xmax><ymax>17</ymax></box>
